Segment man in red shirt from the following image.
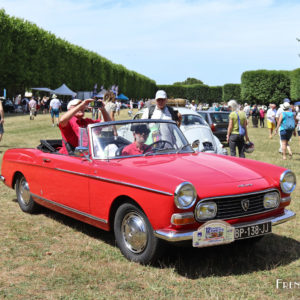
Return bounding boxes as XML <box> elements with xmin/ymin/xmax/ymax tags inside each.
<box><xmin>59</xmin><ymin>98</ymin><xmax>111</xmax><ymax>155</ymax></box>
<box><xmin>122</xmin><ymin>124</ymin><xmax>150</xmax><ymax>156</ymax></box>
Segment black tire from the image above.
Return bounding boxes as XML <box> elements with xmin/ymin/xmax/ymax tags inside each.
<box><xmin>114</xmin><ymin>203</ymin><xmax>163</xmax><ymax>264</ymax></box>
<box><xmin>16</xmin><ymin>175</ymin><xmax>39</xmax><ymax>213</ymax></box>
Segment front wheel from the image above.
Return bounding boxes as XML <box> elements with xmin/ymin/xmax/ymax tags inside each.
<box><xmin>114</xmin><ymin>203</ymin><xmax>163</xmax><ymax>264</ymax></box>
<box><xmin>16</xmin><ymin>175</ymin><xmax>39</xmax><ymax>213</ymax></box>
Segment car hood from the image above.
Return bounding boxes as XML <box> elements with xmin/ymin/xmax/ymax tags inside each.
<box><xmin>99</xmin><ymin>153</ymin><xmax>267</xmax><ymax>195</ymax></box>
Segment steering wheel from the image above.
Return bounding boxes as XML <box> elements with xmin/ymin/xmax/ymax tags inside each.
<box><xmin>143</xmin><ymin>140</ymin><xmax>173</xmax><ymax>154</ymax></box>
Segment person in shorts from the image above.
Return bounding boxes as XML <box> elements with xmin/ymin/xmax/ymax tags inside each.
<box><xmin>266</xmin><ymin>104</ymin><xmax>276</xmax><ymax>138</ymax></box>
<box><xmin>275</xmin><ymin>102</ymin><xmax>296</xmax><ymax>160</ymax></box>
<box><xmin>28</xmin><ymin>97</ymin><xmax>37</xmax><ymax>120</ymax></box>
<box><xmin>0</xmin><ymin>100</ymin><xmax>4</xmax><ymax>142</ymax></box>
<box><xmin>296</xmin><ymin>106</ymin><xmax>300</xmax><ymax>146</ymax></box>
<box><xmin>49</xmin><ymin>94</ymin><xmax>61</xmax><ymax>127</ymax></box>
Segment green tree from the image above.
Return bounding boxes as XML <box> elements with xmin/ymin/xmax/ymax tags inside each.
<box><xmin>173</xmin><ymin>77</ymin><xmax>204</xmax><ymax>85</ymax></box>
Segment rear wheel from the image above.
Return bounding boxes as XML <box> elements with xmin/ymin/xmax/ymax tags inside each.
<box><xmin>16</xmin><ymin>175</ymin><xmax>39</xmax><ymax>213</ymax></box>
<box><xmin>114</xmin><ymin>203</ymin><xmax>163</xmax><ymax>264</ymax></box>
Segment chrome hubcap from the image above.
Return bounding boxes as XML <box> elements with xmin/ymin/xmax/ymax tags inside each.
<box><xmin>121</xmin><ymin>212</ymin><xmax>147</xmax><ymax>253</ymax></box>
<box><xmin>19</xmin><ymin>178</ymin><xmax>31</xmax><ymax>205</ymax></box>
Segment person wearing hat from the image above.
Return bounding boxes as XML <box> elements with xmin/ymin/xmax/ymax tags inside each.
<box><xmin>141</xmin><ymin>90</ymin><xmax>182</xmax><ymax>127</ymax></box>
<box><xmin>275</xmin><ymin>102</ymin><xmax>296</xmax><ymax>160</ymax></box>
<box><xmin>49</xmin><ymin>94</ymin><xmax>62</xmax><ymax>126</ymax></box>
<box><xmin>275</xmin><ymin>98</ymin><xmax>291</xmax><ymax>153</ymax></box>
<box><xmin>122</xmin><ymin>124</ymin><xmax>151</xmax><ymax>156</ymax></box>
<box><xmin>58</xmin><ymin>98</ymin><xmax>111</xmax><ymax>155</ymax></box>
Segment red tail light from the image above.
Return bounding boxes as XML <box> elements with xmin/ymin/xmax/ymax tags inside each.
<box><xmin>210</xmin><ymin>123</ymin><xmax>216</xmax><ymax>132</ymax></box>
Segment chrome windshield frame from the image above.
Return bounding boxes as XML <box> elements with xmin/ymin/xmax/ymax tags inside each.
<box><xmin>87</xmin><ymin>119</ymin><xmax>192</xmax><ymax>160</ymax></box>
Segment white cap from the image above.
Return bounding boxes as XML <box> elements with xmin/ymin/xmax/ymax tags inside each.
<box><xmin>155</xmin><ymin>90</ymin><xmax>167</xmax><ymax>100</ymax></box>
<box><xmin>52</xmin><ymin>94</ymin><xmax>57</xmax><ymax>99</ymax></box>
<box><xmin>283</xmin><ymin>102</ymin><xmax>290</xmax><ymax>110</ymax></box>
<box><xmin>67</xmin><ymin>99</ymin><xmax>82</xmax><ymax>110</ymax></box>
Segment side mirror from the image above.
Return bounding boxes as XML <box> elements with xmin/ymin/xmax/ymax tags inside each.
<box><xmin>74</xmin><ymin>146</ymin><xmax>91</xmax><ymax>160</ymax></box>
<box><xmin>191</xmin><ymin>140</ymin><xmax>200</xmax><ymax>151</ymax></box>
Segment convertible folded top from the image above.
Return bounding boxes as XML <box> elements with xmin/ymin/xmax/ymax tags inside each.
<box><xmin>37</xmin><ymin>140</ymin><xmax>62</xmax><ymax>153</ymax></box>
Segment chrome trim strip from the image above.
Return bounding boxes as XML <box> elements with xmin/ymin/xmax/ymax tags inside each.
<box><xmin>0</xmin><ymin>175</ymin><xmax>5</xmax><ymax>182</ymax></box>
<box><xmin>31</xmin><ymin>193</ymin><xmax>108</xmax><ymax>224</ymax></box>
<box><xmin>154</xmin><ymin>209</ymin><xmax>296</xmax><ymax>242</ymax></box>
<box><xmin>54</xmin><ymin>168</ymin><xmax>173</xmax><ymax>196</ymax></box>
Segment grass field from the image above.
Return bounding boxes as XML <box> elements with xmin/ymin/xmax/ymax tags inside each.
<box><xmin>0</xmin><ymin>110</ymin><xmax>299</xmax><ymax>300</ymax></box>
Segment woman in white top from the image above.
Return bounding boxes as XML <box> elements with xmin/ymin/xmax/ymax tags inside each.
<box><xmin>266</xmin><ymin>104</ymin><xmax>276</xmax><ymax>138</ymax></box>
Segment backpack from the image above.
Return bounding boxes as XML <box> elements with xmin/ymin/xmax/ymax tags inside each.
<box><xmin>148</xmin><ymin>105</ymin><xmax>179</xmax><ymax>122</ymax></box>
<box><xmin>282</xmin><ymin>112</ymin><xmax>295</xmax><ymax>130</ymax></box>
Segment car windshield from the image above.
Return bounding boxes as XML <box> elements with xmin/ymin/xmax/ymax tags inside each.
<box><xmin>89</xmin><ymin>120</ymin><xmax>193</xmax><ymax>159</ymax></box>
<box><xmin>181</xmin><ymin>114</ymin><xmax>207</xmax><ymax>126</ymax></box>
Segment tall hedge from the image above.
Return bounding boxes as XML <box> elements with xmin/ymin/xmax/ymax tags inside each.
<box><xmin>222</xmin><ymin>84</ymin><xmax>241</xmax><ymax>102</ymax></box>
<box><xmin>290</xmin><ymin>68</ymin><xmax>300</xmax><ymax>100</ymax></box>
<box><xmin>0</xmin><ymin>9</ymin><xmax>156</xmax><ymax>98</ymax></box>
<box><xmin>241</xmin><ymin>70</ymin><xmax>290</xmax><ymax>105</ymax></box>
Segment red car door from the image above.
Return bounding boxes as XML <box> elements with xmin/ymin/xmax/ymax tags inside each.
<box><xmin>37</xmin><ymin>152</ymin><xmax>92</xmax><ymax>213</ymax></box>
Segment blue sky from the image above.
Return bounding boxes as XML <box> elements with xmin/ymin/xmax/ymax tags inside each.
<box><xmin>1</xmin><ymin>0</ymin><xmax>300</xmax><ymax>86</ymax></box>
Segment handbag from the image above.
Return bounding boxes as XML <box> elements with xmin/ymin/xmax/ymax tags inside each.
<box><xmin>236</xmin><ymin>112</ymin><xmax>246</xmax><ymax>136</ymax></box>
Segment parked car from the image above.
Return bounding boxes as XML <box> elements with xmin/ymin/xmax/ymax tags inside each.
<box><xmin>60</xmin><ymin>101</ymin><xmax>68</xmax><ymax>112</ymax></box>
<box><xmin>0</xmin><ymin>119</ymin><xmax>296</xmax><ymax>264</ymax></box>
<box><xmin>197</xmin><ymin>111</ymin><xmax>230</xmax><ymax>142</ymax></box>
<box><xmin>1</xmin><ymin>98</ymin><xmax>15</xmax><ymax>113</ymax></box>
<box><xmin>133</xmin><ymin>107</ymin><xmax>227</xmax><ymax>155</ymax></box>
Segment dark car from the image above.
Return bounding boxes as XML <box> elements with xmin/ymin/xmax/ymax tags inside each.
<box><xmin>60</xmin><ymin>101</ymin><xmax>68</xmax><ymax>112</ymax></box>
<box><xmin>197</xmin><ymin>111</ymin><xmax>229</xmax><ymax>142</ymax></box>
<box><xmin>1</xmin><ymin>99</ymin><xmax>15</xmax><ymax>113</ymax></box>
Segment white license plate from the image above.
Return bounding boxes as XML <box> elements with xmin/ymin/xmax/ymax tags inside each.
<box><xmin>193</xmin><ymin>220</ymin><xmax>235</xmax><ymax>247</ymax></box>
<box><xmin>234</xmin><ymin>222</ymin><xmax>271</xmax><ymax>240</ymax></box>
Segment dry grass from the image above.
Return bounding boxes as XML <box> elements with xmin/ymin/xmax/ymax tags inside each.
<box><xmin>0</xmin><ymin>110</ymin><xmax>299</xmax><ymax>300</ymax></box>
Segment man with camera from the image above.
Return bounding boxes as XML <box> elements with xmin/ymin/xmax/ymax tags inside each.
<box><xmin>58</xmin><ymin>98</ymin><xmax>111</xmax><ymax>155</ymax></box>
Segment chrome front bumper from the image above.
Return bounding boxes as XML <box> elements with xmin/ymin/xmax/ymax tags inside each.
<box><xmin>0</xmin><ymin>175</ymin><xmax>5</xmax><ymax>182</ymax></box>
<box><xmin>154</xmin><ymin>209</ymin><xmax>296</xmax><ymax>242</ymax></box>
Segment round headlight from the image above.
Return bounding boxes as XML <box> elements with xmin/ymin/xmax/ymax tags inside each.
<box><xmin>263</xmin><ymin>192</ymin><xmax>280</xmax><ymax>209</ymax></box>
<box><xmin>280</xmin><ymin>170</ymin><xmax>296</xmax><ymax>194</ymax></box>
<box><xmin>174</xmin><ymin>182</ymin><xmax>197</xmax><ymax>209</ymax></box>
<box><xmin>195</xmin><ymin>201</ymin><xmax>217</xmax><ymax>221</ymax></box>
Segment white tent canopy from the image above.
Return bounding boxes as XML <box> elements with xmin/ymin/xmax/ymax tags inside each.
<box><xmin>52</xmin><ymin>84</ymin><xmax>76</xmax><ymax>97</ymax></box>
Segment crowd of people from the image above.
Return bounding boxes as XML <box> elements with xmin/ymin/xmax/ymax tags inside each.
<box><xmin>225</xmin><ymin>98</ymin><xmax>299</xmax><ymax>160</ymax></box>
<box><xmin>1</xmin><ymin>90</ymin><xmax>300</xmax><ymax>160</ymax></box>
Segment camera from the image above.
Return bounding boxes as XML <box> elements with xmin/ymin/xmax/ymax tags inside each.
<box><xmin>93</xmin><ymin>100</ymin><xmax>103</xmax><ymax>109</ymax></box>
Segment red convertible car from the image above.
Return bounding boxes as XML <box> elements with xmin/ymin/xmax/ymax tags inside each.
<box><xmin>0</xmin><ymin>119</ymin><xmax>296</xmax><ymax>264</ymax></box>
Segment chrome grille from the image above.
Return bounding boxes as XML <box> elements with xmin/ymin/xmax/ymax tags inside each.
<box><xmin>198</xmin><ymin>190</ymin><xmax>279</xmax><ymax>220</ymax></box>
